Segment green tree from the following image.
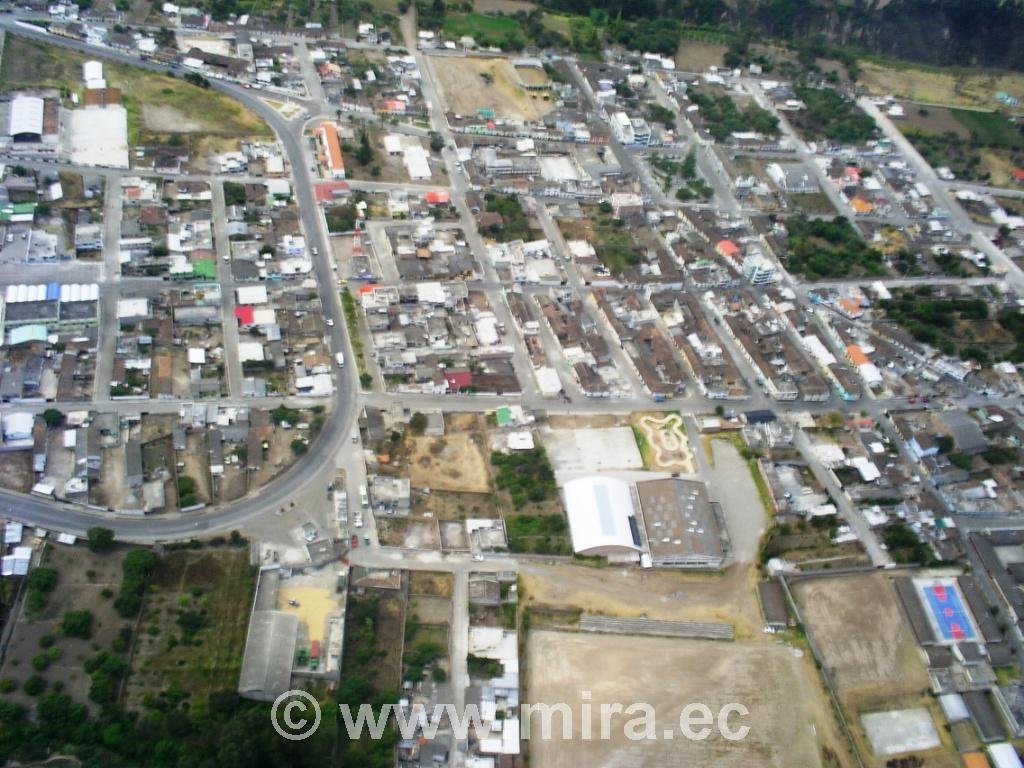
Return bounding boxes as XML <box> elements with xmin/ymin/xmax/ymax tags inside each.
<box><xmin>355</xmin><ymin>131</ymin><xmax>374</xmax><ymax>166</ymax></box>
<box><xmin>41</xmin><ymin>409</ymin><xmax>64</xmax><ymax>428</ymax></box>
<box><xmin>86</xmin><ymin>527</ymin><xmax>115</xmax><ymax>553</ymax></box>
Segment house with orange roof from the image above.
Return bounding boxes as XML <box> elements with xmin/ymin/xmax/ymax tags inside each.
<box><xmin>850</xmin><ymin>196</ymin><xmax>875</xmax><ymax>215</ymax></box>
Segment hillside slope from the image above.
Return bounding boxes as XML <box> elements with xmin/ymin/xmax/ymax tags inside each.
<box><xmin>541</xmin><ymin>0</ymin><xmax>1024</xmax><ymax>71</ymax></box>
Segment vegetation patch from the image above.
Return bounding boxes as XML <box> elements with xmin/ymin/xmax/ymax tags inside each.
<box><xmin>687</xmin><ymin>87</ymin><xmax>778</xmax><ymax>141</ymax></box>
<box><xmin>790</xmin><ymin>84</ymin><xmax>877</xmax><ymax>144</ymax></box>
<box><xmin>782</xmin><ymin>215</ymin><xmax>886</xmax><ymax>280</ymax></box>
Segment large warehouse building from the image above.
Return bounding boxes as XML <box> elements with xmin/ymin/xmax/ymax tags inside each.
<box><xmin>635</xmin><ymin>478</ymin><xmax>727</xmax><ymax>569</ymax></box>
<box><xmin>563</xmin><ymin>476</ymin><xmax>643</xmax><ymax>559</ymax></box>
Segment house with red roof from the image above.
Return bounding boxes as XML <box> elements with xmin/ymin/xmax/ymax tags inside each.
<box><xmin>444</xmin><ymin>368</ymin><xmax>473</xmax><ymax>392</ymax></box>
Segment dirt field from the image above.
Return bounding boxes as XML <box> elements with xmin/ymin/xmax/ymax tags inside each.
<box><xmin>409</xmin><ymin>594</ymin><xmax>451</xmax><ymax>625</ymax></box>
<box><xmin>675</xmin><ymin>40</ymin><xmax>727</xmax><ymax>73</ymax></box>
<box><xmin>520</xmin><ymin>561</ymin><xmax>764</xmax><ymax>639</ymax></box>
<box><xmin>407</xmin><ymin>432</ymin><xmax>490</xmax><ymax>492</ymax></box>
<box><xmin>898</xmin><ymin>104</ymin><xmax>971</xmax><ymax>137</ymax></box>
<box><xmin>859</xmin><ymin>60</ymin><xmax>1024</xmax><ymax>112</ymax></box>
<box><xmin>409</xmin><ymin>570</ymin><xmax>454</xmax><ymax>598</ymax></box>
<box><xmin>377</xmin><ymin>516</ymin><xmax>442</xmax><ymax>549</ymax></box>
<box><xmin>526</xmin><ymin>631</ymin><xmax>842</xmax><ymax>768</ymax></box>
<box><xmin>474</xmin><ymin>0</ymin><xmax>537</xmax><ymax>12</ymax></box>
<box><xmin>634</xmin><ymin>413</ymin><xmax>694</xmax><ymax>472</ymax></box>
<box><xmin>1</xmin><ymin>543</ymin><xmax>128</xmax><ymax>712</ymax></box>
<box><xmin>514</xmin><ymin>63</ymin><xmax>550</xmax><ymax>88</ymax></box>
<box><xmin>430</xmin><ymin>55</ymin><xmax>553</xmax><ymax>122</ymax></box>
<box><xmin>794</xmin><ymin>573</ymin><xmax>930</xmax><ymax>709</ymax></box>
<box><xmin>125</xmin><ymin>548</ymin><xmax>253</xmax><ymax>712</ymax></box>
<box><xmin>0</xmin><ymin>450</ymin><xmax>32</xmax><ymax>493</ymax></box>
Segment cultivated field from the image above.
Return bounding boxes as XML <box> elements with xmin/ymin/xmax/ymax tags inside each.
<box><xmin>407</xmin><ymin>431</ymin><xmax>490</xmax><ymax>492</ymax></box>
<box><xmin>526</xmin><ymin>630</ymin><xmax>842</xmax><ymax>768</ymax></box>
<box><xmin>429</xmin><ymin>55</ymin><xmax>553</xmax><ymax>122</ymax></box>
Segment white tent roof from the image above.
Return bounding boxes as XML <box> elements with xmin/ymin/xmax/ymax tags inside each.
<box><xmin>9</xmin><ymin>96</ymin><xmax>44</xmax><ymax>137</ymax></box>
<box><xmin>563</xmin><ymin>476</ymin><xmax>640</xmax><ymax>555</ymax></box>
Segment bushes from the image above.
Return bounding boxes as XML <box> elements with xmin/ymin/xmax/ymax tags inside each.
<box><xmin>792</xmin><ymin>85</ymin><xmax>877</xmax><ymax>144</ymax></box>
<box><xmin>491</xmin><ymin>448</ymin><xmax>556</xmax><ymax>508</ymax></box>
<box><xmin>25</xmin><ymin>568</ymin><xmax>58</xmax><ymax>614</ymax></box>
<box><xmin>505</xmin><ymin>513</ymin><xmax>570</xmax><ymax>554</ymax></box>
<box><xmin>177</xmin><ymin>475</ymin><xmax>198</xmax><ymax>508</ymax></box>
<box><xmin>60</xmin><ymin>610</ymin><xmax>94</xmax><ymax>639</ymax></box>
<box><xmin>114</xmin><ymin>549</ymin><xmax>156</xmax><ymax>618</ymax></box>
<box><xmin>688</xmin><ymin>88</ymin><xmax>778</xmax><ymax>141</ymax></box>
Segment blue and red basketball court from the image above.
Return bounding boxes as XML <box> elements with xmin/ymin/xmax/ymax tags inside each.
<box><xmin>918</xmin><ymin>579</ymin><xmax>976</xmax><ymax>642</ymax></box>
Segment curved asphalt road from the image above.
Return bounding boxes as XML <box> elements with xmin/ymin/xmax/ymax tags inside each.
<box><xmin>0</xmin><ymin>20</ymin><xmax>360</xmax><ymax>542</ymax></box>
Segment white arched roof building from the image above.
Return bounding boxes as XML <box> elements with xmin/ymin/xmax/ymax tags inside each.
<box><xmin>9</xmin><ymin>96</ymin><xmax>44</xmax><ymax>140</ymax></box>
<box><xmin>563</xmin><ymin>476</ymin><xmax>642</xmax><ymax>557</ymax></box>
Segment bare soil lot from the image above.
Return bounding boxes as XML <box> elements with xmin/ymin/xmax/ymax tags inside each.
<box><xmin>409</xmin><ymin>570</ymin><xmax>454</xmax><ymax>598</ymax></box>
<box><xmin>377</xmin><ymin>516</ymin><xmax>442</xmax><ymax>549</ymax></box>
<box><xmin>407</xmin><ymin>432</ymin><xmax>491</xmax><ymax>493</ymax></box>
<box><xmin>526</xmin><ymin>630</ymin><xmax>843</xmax><ymax>768</ymax></box>
<box><xmin>0</xmin><ymin>450</ymin><xmax>32</xmax><ymax>493</ymax></box>
<box><xmin>675</xmin><ymin>40</ymin><xmax>727</xmax><ymax>73</ymax></box>
<box><xmin>794</xmin><ymin>573</ymin><xmax>928</xmax><ymax>706</ymax></box>
<box><xmin>521</xmin><ymin>561</ymin><xmax>764</xmax><ymax>639</ymax></box>
<box><xmin>430</xmin><ymin>55</ymin><xmax>553</xmax><ymax>122</ymax></box>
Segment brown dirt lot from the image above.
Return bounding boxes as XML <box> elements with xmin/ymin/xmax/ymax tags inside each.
<box><xmin>898</xmin><ymin>104</ymin><xmax>971</xmax><ymax>138</ymax></box>
<box><xmin>125</xmin><ymin>548</ymin><xmax>253</xmax><ymax>713</ymax></box>
<box><xmin>412</xmin><ymin>489</ymin><xmax>494</xmax><ymax>520</ymax></box>
<box><xmin>409</xmin><ymin>594</ymin><xmax>451</xmax><ymax>625</ymax></box>
<box><xmin>794</xmin><ymin>573</ymin><xmax>929</xmax><ymax>707</ymax></box>
<box><xmin>430</xmin><ymin>55</ymin><xmax>553</xmax><ymax>122</ymax></box>
<box><xmin>675</xmin><ymin>40</ymin><xmax>727</xmax><ymax>72</ymax></box>
<box><xmin>407</xmin><ymin>432</ymin><xmax>491</xmax><ymax>493</ymax></box>
<box><xmin>409</xmin><ymin>570</ymin><xmax>454</xmax><ymax>598</ymax></box>
<box><xmin>0</xmin><ymin>450</ymin><xmax>32</xmax><ymax>493</ymax></box>
<box><xmin>526</xmin><ymin>630</ymin><xmax>846</xmax><ymax>768</ymax></box>
<box><xmin>521</xmin><ymin>561</ymin><xmax>764</xmax><ymax>640</ymax></box>
<box><xmin>377</xmin><ymin>516</ymin><xmax>441</xmax><ymax>549</ymax></box>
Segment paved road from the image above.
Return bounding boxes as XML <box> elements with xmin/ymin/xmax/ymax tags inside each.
<box><xmin>0</xmin><ymin>22</ymin><xmax>362</xmax><ymax>542</ymax></box>
<box><xmin>858</xmin><ymin>96</ymin><xmax>1024</xmax><ymax>295</ymax></box>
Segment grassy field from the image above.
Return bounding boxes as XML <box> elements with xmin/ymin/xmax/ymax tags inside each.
<box><xmin>858</xmin><ymin>58</ymin><xmax>1024</xmax><ymax>112</ymax></box>
<box><xmin>125</xmin><ymin>548</ymin><xmax>254</xmax><ymax>714</ymax></box>
<box><xmin>443</xmin><ymin>12</ymin><xmax>521</xmax><ymax>40</ymax></box>
<box><xmin>951</xmin><ymin>108</ymin><xmax>1022</xmax><ymax>147</ymax></box>
<box><xmin>0</xmin><ymin>36</ymin><xmax>272</xmax><ymax>143</ymax></box>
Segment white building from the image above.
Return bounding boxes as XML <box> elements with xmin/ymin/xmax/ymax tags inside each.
<box><xmin>563</xmin><ymin>476</ymin><xmax>642</xmax><ymax>558</ymax></box>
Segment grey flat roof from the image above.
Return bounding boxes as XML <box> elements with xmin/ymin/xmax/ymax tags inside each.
<box><xmin>238</xmin><ymin>610</ymin><xmax>298</xmax><ymax>702</ymax></box>
<box><xmin>636</xmin><ymin>478</ymin><xmax>723</xmax><ymax>565</ymax></box>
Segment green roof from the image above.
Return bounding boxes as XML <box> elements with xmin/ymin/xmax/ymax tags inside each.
<box><xmin>495</xmin><ymin>405</ymin><xmax>512</xmax><ymax>426</ymax></box>
<box><xmin>0</xmin><ymin>202</ymin><xmax>36</xmax><ymax>222</ymax></box>
<box><xmin>192</xmin><ymin>259</ymin><xmax>217</xmax><ymax>279</ymax></box>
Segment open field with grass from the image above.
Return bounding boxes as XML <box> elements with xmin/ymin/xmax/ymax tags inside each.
<box><xmin>125</xmin><ymin>548</ymin><xmax>253</xmax><ymax>713</ymax></box>
<box><xmin>443</xmin><ymin>12</ymin><xmax>521</xmax><ymax>41</ymax></box>
<box><xmin>859</xmin><ymin>59</ymin><xmax>1024</xmax><ymax>112</ymax></box>
<box><xmin>0</xmin><ymin>36</ymin><xmax>272</xmax><ymax>143</ymax></box>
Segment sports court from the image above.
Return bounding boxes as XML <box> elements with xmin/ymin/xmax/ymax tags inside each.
<box><xmin>916</xmin><ymin>578</ymin><xmax>977</xmax><ymax>642</ymax></box>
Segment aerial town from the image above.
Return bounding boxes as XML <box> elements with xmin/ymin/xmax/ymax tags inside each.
<box><xmin>0</xmin><ymin>0</ymin><xmax>1023</xmax><ymax>767</ymax></box>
